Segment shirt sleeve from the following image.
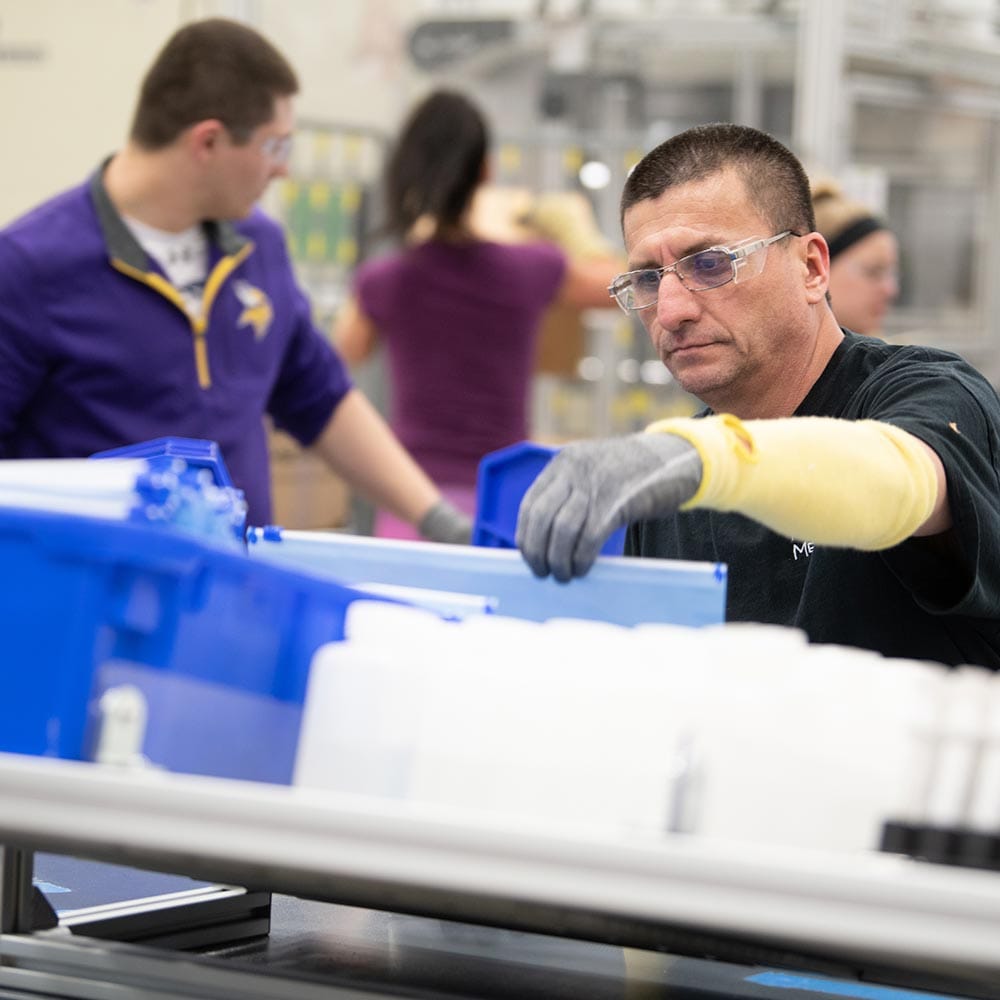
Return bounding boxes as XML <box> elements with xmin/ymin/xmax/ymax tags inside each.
<box><xmin>525</xmin><ymin>240</ymin><xmax>568</xmax><ymax>304</ymax></box>
<box><xmin>351</xmin><ymin>260</ymin><xmax>375</xmax><ymax>322</ymax></box>
<box><xmin>265</xmin><ymin>235</ymin><xmax>354</xmax><ymax>446</ymax></box>
<box><xmin>0</xmin><ymin>235</ymin><xmax>52</xmax><ymax>452</ymax></box>
<box><xmin>856</xmin><ymin>356</ymin><xmax>1000</xmax><ymax>618</ymax></box>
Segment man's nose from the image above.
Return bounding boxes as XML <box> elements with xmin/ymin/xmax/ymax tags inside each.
<box><xmin>654</xmin><ymin>271</ymin><xmax>702</xmax><ymax>329</ymax></box>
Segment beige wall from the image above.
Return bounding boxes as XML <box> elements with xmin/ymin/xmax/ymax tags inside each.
<box><xmin>0</xmin><ymin>0</ymin><xmax>421</xmax><ymax>226</ymax></box>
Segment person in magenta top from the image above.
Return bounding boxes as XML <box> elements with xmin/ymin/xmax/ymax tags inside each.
<box><xmin>334</xmin><ymin>89</ymin><xmax>619</xmax><ymax>539</ymax></box>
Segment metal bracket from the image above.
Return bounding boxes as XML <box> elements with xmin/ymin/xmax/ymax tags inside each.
<box><xmin>0</xmin><ymin>847</ymin><xmax>58</xmax><ymax>935</ymax></box>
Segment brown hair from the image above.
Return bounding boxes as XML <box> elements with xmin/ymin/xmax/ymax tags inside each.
<box><xmin>129</xmin><ymin>18</ymin><xmax>299</xmax><ymax>149</ymax></box>
<box><xmin>620</xmin><ymin>122</ymin><xmax>815</xmax><ymax>236</ymax></box>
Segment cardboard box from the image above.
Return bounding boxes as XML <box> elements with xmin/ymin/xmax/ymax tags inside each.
<box><xmin>268</xmin><ymin>427</ymin><xmax>350</xmax><ymax>531</ymax></box>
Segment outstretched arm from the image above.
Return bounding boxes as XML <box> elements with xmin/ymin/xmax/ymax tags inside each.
<box><xmin>516</xmin><ymin>414</ymin><xmax>950</xmax><ymax>582</ymax></box>
<box><xmin>524</xmin><ymin>190</ymin><xmax>624</xmax><ymax>310</ymax></box>
<box><xmin>558</xmin><ymin>256</ymin><xmax>623</xmax><ymax>310</ymax></box>
<box><xmin>310</xmin><ymin>389</ymin><xmax>471</xmax><ymax>544</ymax></box>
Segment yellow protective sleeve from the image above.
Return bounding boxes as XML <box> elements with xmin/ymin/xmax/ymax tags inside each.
<box><xmin>644</xmin><ymin>414</ymin><xmax>939</xmax><ymax>550</ymax></box>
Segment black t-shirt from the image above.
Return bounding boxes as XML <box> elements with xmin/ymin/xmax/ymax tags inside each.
<box><xmin>626</xmin><ymin>332</ymin><xmax>1000</xmax><ymax>668</ymax></box>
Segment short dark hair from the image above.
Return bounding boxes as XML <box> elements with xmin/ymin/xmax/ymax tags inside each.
<box><xmin>621</xmin><ymin>123</ymin><xmax>816</xmax><ymax>236</ymax></box>
<box><xmin>129</xmin><ymin>18</ymin><xmax>299</xmax><ymax>149</ymax></box>
<box><xmin>383</xmin><ymin>89</ymin><xmax>489</xmax><ymax>240</ymax></box>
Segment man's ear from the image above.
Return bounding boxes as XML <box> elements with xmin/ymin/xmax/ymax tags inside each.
<box><xmin>187</xmin><ymin>119</ymin><xmax>226</xmax><ymax>160</ymax></box>
<box><xmin>802</xmin><ymin>232</ymin><xmax>831</xmax><ymax>305</ymax></box>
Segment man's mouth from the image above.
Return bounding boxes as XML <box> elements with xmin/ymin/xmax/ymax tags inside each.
<box><xmin>669</xmin><ymin>340</ymin><xmax>717</xmax><ymax>356</ymax></box>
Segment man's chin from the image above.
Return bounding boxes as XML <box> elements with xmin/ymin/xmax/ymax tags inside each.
<box><xmin>223</xmin><ymin>199</ymin><xmax>260</xmax><ymax>221</ymax></box>
<box><xmin>667</xmin><ymin>364</ymin><xmax>729</xmax><ymax>403</ymax></box>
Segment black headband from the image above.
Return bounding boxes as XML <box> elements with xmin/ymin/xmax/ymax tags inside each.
<box><xmin>826</xmin><ymin>216</ymin><xmax>886</xmax><ymax>260</ymax></box>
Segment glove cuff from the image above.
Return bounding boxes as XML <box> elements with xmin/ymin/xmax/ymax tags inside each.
<box><xmin>418</xmin><ymin>499</ymin><xmax>473</xmax><ymax>545</ymax></box>
<box><xmin>645</xmin><ymin>414</ymin><xmax>752</xmax><ymax>510</ymax></box>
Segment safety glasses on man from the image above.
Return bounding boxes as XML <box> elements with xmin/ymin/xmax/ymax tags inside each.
<box><xmin>608</xmin><ymin>231</ymin><xmax>795</xmax><ymax>312</ymax></box>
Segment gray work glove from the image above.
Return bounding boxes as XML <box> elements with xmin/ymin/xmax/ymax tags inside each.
<box><xmin>515</xmin><ymin>433</ymin><xmax>703</xmax><ymax>582</ymax></box>
<box><xmin>418</xmin><ymin>498</ymin><xmax>473</xmax><ymax>545</ymax></box>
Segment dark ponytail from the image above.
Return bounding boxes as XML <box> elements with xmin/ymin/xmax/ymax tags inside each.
<box><xmin>384</xmin><ymin>89</ymin><xmax>489</xmax><ymax>240</ymax></box>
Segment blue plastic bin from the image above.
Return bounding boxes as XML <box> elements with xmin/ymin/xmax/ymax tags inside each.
<box><xmin>90</xmin><ymin>436</ymin><xmax>248</xmax><ymax>543</ymax></box>
<box><xmin>0</xmin><ymin>506</ymin><xmax>381</xmax><ymax>784</ymax></box>
<box><xmin>246</xmin><ymin>528</ymin><xmax>726</xmax><ymax>628</ymax></box>
<box><xmin>91</xmin><ymin>437</ymin><xmax>235</xmax><ymax>488</ymax></box>
<box><xmin>473</xmin><ymin>441</ymin><xmax>626</xmax><ymax>555</ymax></box>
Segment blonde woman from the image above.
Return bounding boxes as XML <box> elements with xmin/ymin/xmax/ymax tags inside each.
<box><xmin>811</xmin><ymin>178</ymin><xmax>900</xmax><ymax>336</ymax></box>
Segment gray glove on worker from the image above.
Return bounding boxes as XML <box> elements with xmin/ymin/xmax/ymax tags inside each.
<box><xmin>515</xmin><ymin>433</ymin><xmax>703</xmax><ymax>582</ymax></box>
<box><xmin>418</xmin><ymin>498</ymin><xmax>473</xmax><ymax>545</ymax></box>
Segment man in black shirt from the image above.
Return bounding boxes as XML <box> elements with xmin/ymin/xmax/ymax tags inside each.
<box><xmin>516</xmin><ymin>123</ymin><xmax>1000</xmax><ymax>669</ymax></box>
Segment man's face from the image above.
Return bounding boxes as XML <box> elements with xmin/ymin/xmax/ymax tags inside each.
<box><xmin>209</xmin><ymin>95</ymin><xmax>295</xmax><ymax>219</ymax></box>
<box><xmin>622</xmin><ymin>168</ymin><xmax>812</xmax><ymax>412</ymax></box>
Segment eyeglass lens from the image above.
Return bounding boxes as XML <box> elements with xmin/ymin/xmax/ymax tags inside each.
<box><xmin>262</xmin><ymin>135</ymin><xmax>293</xmax><ymax>163</ymax></box>
<box><xmin>615</xmin><ymin>248</ymin><xmax>735</xmax><ymax>309</ymax></box>
<box><xmin>681</xmin><ymin>250</ymin><xmax>734</xmax><ymax>288</ymax></box>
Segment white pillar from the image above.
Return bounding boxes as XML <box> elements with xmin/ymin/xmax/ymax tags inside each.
<box><xmin>793</xmin><ymin>0</ymin><xmax>849</xmax><ymax>174</ymax></box>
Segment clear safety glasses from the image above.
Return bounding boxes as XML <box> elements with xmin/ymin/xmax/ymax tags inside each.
<box><xmin>608</xmin><ymin>231</ymin><xmax>795</xmax><ymax>312</ymax></box>
<box><xmin>259</xmin><ymin>134</ymin><xmax>294</xmax><ymax>164</ymax></box>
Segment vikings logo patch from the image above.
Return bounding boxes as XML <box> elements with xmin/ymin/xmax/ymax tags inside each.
<box><xmin>234</xmin><ymin>280</ymin><xmax>274</xmax><ymax>340</ymax></box>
